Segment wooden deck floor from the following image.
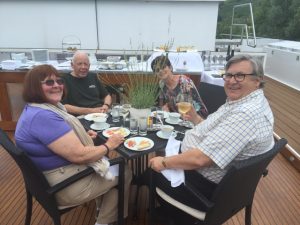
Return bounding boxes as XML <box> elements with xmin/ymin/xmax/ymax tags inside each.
<box><xmin>264</xmin><ymin>76</ymin><xmax>300</xmax><ymax>154</ymax></box>
<box><xmin>0</xmin><ymin>144</ymin><xmax>299</xmax><ymax>225</ymax></box>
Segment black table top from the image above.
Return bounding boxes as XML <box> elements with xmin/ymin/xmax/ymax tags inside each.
<box><xmin>80</xmin><ymin>115</ymin><xmax>187</xmax><ymax>160</ymax></box>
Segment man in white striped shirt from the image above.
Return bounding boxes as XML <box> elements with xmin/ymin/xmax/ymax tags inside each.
<box><xmin>149</xmin><ymin>54</ymin><xmax>274</xmax><ymax>220</ymax></box>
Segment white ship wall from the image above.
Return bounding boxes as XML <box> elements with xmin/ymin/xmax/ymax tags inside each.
<box><xmin>264</xmin><ymin>41</ymin><xmax>300</xmax><ymax>91</ymax></box>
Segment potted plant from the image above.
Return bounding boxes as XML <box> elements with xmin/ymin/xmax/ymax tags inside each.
<box><xmin>123</xmin><ymin>73</ymin><xmax>160</xmax><ymax>118</ymax></box>
<box><xmin>99</xmin><ymin>62</ymin><xmax>160</xmax><ymax>118</ymax></box>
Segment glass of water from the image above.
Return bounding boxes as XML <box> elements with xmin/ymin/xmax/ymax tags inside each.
<box><xmin>111</xmin><ymin>103</ymin><xmax>120</xmax><ymax>122</ymax></box>
<box><xmin>129</xmin><ymin>118</ymin><xmax>138</xmax><ymax>135</ymax></box>
<box><xmin>138</xmin><ymin>116</ymin><xmax>148</xmax><ymax>136</ymax></box>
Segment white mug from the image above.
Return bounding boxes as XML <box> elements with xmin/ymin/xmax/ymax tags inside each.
<box><xmin>169</xmin><ymin>112</ymin><xmax>181</xmax><ymax>123</ymax></box>
<box><xmin>161</xmin><ymin>125</ymin><xmax>174</xmax><ymax>138</ymax></box>
<box><xmin>93</xmin><ymin>117</ymin><xmax>107</xmax><ymax>129</ymax></box>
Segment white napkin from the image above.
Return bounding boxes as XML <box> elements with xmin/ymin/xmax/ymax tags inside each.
<box><xmin>161</xmin><ymin>135</ymin><xmax>185</xmax><ymax>187</ymax></box>
<box><xmin>89</xmin><ymin>156</ymin><xmax>119</xmax><ymax>181</ymax></box>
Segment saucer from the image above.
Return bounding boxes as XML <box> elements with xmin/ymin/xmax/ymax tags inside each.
<box><xmin>165</xmin><ymin>118</ymin><xmax>182</xmax><ymax>125</ymax></box>
<box><xmin>156</xmin><ymin>131</ymin><xmax>176</xmax><ymax>139</ymax></box>
<box><xmin>90</xmin><ymin>123</ymin><xmax>110</xmax><ymax>131</ymax></box>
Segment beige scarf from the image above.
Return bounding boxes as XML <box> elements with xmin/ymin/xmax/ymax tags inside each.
<box><xmin>30</xmin><ymin>102</ymin><xmax>114</xmax><ymax>180</ymax></box>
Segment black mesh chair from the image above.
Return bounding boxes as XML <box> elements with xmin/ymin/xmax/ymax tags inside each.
<box><xmin>198</xmin><ymin>82</ymin><xmax>227</xmax><ymax>115</ymax></box>
<box><xmin>149</xmin><ymin>138</ymin><xmax>288</xmax><ymax>225</ymax></box>
<box><xmin>0</xmin><ymin>128</ymin><xmax>125</xmax><ymax>225</ymax></box>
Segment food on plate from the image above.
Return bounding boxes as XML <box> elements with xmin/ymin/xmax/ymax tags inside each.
<box><xmin>127</xmin><ymin>139</ymin><xmax>136</xmax><ymax>148</ymax></box>
<box><xmin>105</xmin><ymin>128</ymin><xmax>128</xmax><ymax>137</ymax></box>
<box><xmin>137</xmin><ymin>139</ymin><xmax>151</xmax><ymax>150</ymax></box>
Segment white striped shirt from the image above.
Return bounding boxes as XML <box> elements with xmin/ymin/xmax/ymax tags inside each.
<box><xmin>181</xmin><ymin>89</ymin><xmax>274</xmax><ymax>183</ymax></box>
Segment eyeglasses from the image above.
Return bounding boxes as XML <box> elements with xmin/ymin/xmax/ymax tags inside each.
<box><xmin>221</xmin><ymin>73</ymin><xmax>255</xmax><ymax>82</ymax></box>
<box><xmin>41</xmin><ymin>78</ymin><xmax>64</xmax><ymax>86</ymax></box>
<box><xmin>153</xmin><ymin>67</ymin><xmax>165</xmax><ymax>73</ymax></box>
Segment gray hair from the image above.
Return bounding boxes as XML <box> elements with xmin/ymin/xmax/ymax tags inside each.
<box><xmin>225</xmin><ymin>54</ymin><xmax>265</xmax><ymax>88</ymax></box>
<box><xmin>72</xmin><ymin>51</ymin><xmax>90</xmax><ymax>64</ymax></box>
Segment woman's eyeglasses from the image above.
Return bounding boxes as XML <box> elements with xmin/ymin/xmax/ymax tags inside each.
<box><xmin>221</xmin><ymin>73</ymin><xmax>255</xmax><ymax>82</ymax></box>
<box><xmin>41</xmin><ymin>78</ymin><xmax>64</xmax><ymax>86</ymax></box>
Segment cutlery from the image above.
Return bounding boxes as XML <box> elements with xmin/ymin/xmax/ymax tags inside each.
<box><xmin>174</xmin><ymin>130</ymin><xmax>185</xmax><ymax>135</ymax></box>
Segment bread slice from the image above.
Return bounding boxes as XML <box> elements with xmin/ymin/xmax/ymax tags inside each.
<box><xmin>137</xmin><ymin>140</ymin><xmax>151</xmax><ymax>150</ymax></box>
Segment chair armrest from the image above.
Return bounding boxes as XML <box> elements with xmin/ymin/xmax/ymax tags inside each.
<box><xmin>185</xmin><ymin>181</ymin><xmax>215</xmax><ymax>210</ymax></box>
<box><xmin>48</xmin><ymin>157</ymin><xmax>125</xmax><ymax>195</ymax></box>
<box><xmin>48</xmin><ymin>167</ymin><xmax>95</xmax><ymax>195</ymax></box>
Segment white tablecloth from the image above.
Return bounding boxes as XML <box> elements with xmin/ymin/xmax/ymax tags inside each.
<box><xmin>201</xmin><ymin>71</ymin><xmax>224</xmax><ymax>86</ymax></box>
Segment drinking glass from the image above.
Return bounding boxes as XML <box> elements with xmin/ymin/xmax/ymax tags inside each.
<box><xmin>111</xmin><ymin>103</ymin><xmax>120</xmax><ymax>122</ymax></box>
<box><xmin>129</xmin><ymin>118</ymin><xmax>138</xmax><ymax>135</ymax></box>
<box><xmin>176</xmin><ymin>93</ymin><xmax>193</xmax><ymax>127</ymax></box>
<box><xmin>138</xmin><ymin>116</ymin><xmax>148</xmax><ymax>136</ymax></box>
<box><xmin>121</xmin><ymin>104</ymin><xmax>131</xmax><ymax>127</ymax></box>
<box><xmin>156</xmin><ymin>106</ymin><xmax>164</xmax><ymax>126</ymax></box>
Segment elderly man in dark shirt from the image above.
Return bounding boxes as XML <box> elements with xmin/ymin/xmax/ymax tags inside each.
<box><xmin>62</xmin><ymin>51</ymin><xmax>112</xmax><ymax>115</ymax></box>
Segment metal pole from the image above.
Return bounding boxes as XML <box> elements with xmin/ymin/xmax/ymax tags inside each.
<box><xmin>95</xmin><ymin>0</ymin><xmax>100</xmax><ymax>50</ymax></box>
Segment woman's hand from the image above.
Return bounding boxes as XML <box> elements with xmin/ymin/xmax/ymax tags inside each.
<box><xmin>105</xmin><ymin>134</ymin><xmax>125</xmax><ymax>150</ymax></box>
<box><xmin>162</xmin><ymin>104</ymin><xmax>170</xmax><ymax>112</ymax></box>
<box><xmin>87</xmin><ymin>130</ymin><xmax>97</xmax><ymax>139</ymax></box>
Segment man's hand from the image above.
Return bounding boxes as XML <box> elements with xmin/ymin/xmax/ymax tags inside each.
<box><xmin>149</xmin><ymin>156</ymin><xmax>165</xmax><ymax>172</ymax></box>
<box><xmin>99</xmin><ymin>104</ymin><xmax>109</xmax><ymax>113</ymax></box>
<box><xmin>177</xmin><ymin>104</ymin><xmax>203</xmax><ymax>125</ymax></box>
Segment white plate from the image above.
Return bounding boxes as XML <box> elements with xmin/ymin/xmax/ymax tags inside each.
<box><xmin>124</xmin><ymin>137</ymin><xmax>154</xmax><ymax>151</ymax></box>
<box><xmin>151</xmin><ymin>111</ymin><xmax>169</xmax><ymax>119</ymax></box>
<box><xmin>84</xmin><ymin>113</ymin><xmax>108</xmax><ymax>121</ymax></box>
<box><xmin>102</xmin><ymin>127</ymin><xmax>130</xmax><ymax>138</ymax></box>
<box><xmin>156</xmin><ymin>131</ymin><xmax>176</xmax><ymax>139</ymax></box>
<box><xmin>90</xmin><ymin>123</ymin><xmax>110</xmax><ymax>131</ymax></box>
<box><xmin>165</xmin><ymin>118</ymin><xmax>182</xmax><ymax>125</ymax></box>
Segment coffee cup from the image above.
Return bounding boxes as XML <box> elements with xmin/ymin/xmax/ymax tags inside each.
<box><xmin>93</xmin><ymin>117</ymin><xmax>107</xmax><ymax>129</ymax></box>
<box><xmin>161</xmin><ymin>125</ymin><xmax>174</xmax><ymax>138</ymax></box>
<box><xmin>169</xmin><ymin>112</ymin><xmax>181</xmax><ymax>123</ymax></box>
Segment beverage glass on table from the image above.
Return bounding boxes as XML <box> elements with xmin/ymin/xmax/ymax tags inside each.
<box><xmin>111</xmin><ymin>103</ymin><xmax>120</xmax><ymax>122</ymax></box>
<box><xmin>130</xmin><ymin>118</ymin><xmax>138</xmax><ymax>135</ymax></box>
<box><xmin>154</xmin><ymin>106</ymin><xmax>164</xmax><ymax>129</ymax></box>
<box><xmin>176</xmin><ymin>93</ymin><xmax>193</xmax><ymax>127</ymax></box>
<box><xmin>138</xmin><ymin>116</ymin><xmax>148</xmax><ymax>136</ymax></box>
<box><xmin>121</xmin><ymin>104</ymin><xmax>131</xmax><ymax>127</ymax></box>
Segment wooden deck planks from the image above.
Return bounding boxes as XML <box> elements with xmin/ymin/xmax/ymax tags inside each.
<box><xmin>1</xmin><ymin>145</ymin><xmax>299</xmax><ymax>225</ymax></box>
<box><xmin>264</xmin><ymin>76</ymin><xmax>300</xmax><ymax>154</ymax></box>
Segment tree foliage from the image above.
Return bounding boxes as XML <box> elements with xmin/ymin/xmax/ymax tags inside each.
<box><xmin>217</xmin><ymin>0</ymin><xmax>300</xmax><ymax>41</ymax></box>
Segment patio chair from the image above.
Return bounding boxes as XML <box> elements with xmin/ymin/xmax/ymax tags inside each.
<box><xmin>198</xmin><ymin>82</ymin><xmax>227</xmax><ymax>114</ymax></box>
<box><xmin>149</xmin><ymin>138</ymin><xmax>287</xmax><ymax>225</ymax></box>
<box><xmin>0</xmin><ymin>128</ymin><xmax>125</xmax><ymax>225</ymax></box>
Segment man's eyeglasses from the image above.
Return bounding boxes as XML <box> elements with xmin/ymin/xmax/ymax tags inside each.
<box><xmin>41</xmin><ymin>78</ymin><xmax>64</xmax><ymax>86</ymax></box>
<box><xmin>221</xmin><ymin>73</ymin><xmax>255</xmax><ymax>82</ymax></box>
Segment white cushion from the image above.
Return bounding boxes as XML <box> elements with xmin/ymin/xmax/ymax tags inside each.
<box><xmin>156</xmin><ymin>187</ymin><xmax>206</xmax><ymax>220</ymax></box>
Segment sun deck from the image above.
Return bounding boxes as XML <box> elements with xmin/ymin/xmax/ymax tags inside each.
<box><xmin>0</xmin><ymin>72</ymin><xmax>299</xmax><ymax>225</ymax></box>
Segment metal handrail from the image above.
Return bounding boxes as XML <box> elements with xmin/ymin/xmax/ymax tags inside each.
<box><xmin>230</xmin><ymin>3</ymin><xmax>256</xmax><ymax>48</ymax></box>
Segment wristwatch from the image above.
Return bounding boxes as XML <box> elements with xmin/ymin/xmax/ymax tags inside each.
<box><xmin>103</xmin><ymin>103</ymin><xmax>110</xmax><ymax>108</ymax></box>
<box><xmin>161</xmin><ymin>157</ymin><xmax>167</xmax><ymax>168</ymax></box>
